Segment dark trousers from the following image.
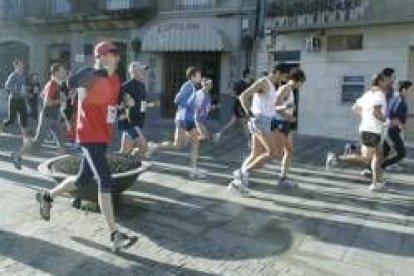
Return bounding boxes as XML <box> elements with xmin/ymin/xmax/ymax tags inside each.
<box><xmin>75</xmin><ymin>143</ymin><xmax>113</xmax><ymax>193</ymax></box>
<box><xmin>29</xmin><ymin>95</ymin><xmax>39</xmax><ymax>121</ymax></box>
<box><xmin>382</xmin><ymin>126</ymin><xmax>406</xmax><ymax>169</ymax></box>
<box><xmin>3</xmin><ymin>96</ymin><xmax>28</xmax><ymax>129</ymax></box>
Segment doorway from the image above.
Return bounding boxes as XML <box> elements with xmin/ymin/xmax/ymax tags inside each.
<box><xmin>0</xmin><ymin>41</ymin><xmax>29</xmax><ymax>84</ymax></box>
<box><xmin>162</xmin><ymin>52</ymin><xmax>221</xmax><ymax>118</ymax></box>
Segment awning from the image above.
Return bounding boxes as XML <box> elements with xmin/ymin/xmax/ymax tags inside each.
<box><xmin>141</xmin><ymin>21</ymin><xmax>229</xmax><ymax>52</ymax></box>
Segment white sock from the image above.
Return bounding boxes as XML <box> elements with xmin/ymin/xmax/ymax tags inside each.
<box><xmin>241</xmin><ymin>165</ymin><xmax>248</xmax><ymax>176</ymax></box>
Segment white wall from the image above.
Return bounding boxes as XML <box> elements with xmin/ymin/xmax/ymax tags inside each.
<box><xmin>274</xmin><ymin>24</ymin><xmax>414</xmax><ymax>140</ymax></box>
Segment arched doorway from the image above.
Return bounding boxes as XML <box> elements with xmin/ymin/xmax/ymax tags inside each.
<box><xmin>0</xmin><ymin>41</ymin><xmax>29</xmax><ymax>85</ymax></box>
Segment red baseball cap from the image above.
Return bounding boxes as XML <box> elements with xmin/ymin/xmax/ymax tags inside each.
<box><xmin>94</xmin><ymin>41</ymin><xmax>118</xmax><ymax>58</ymax></box>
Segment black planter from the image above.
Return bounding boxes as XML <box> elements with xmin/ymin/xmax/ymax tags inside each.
<box><xmin>38</xmin><ymin>155</ymin><xmax>150</xmax><ymax>203</ymax></box>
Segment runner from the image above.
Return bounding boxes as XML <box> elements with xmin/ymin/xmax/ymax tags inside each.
<box><xmin>326</xmin><ymin>73</ymin><xmax>388</xmax><ymax>191</ymax></box>
<box><xmin>118</xmin><ymin>61</ymin><xmax>148</xmax><ymax>157</ymax></box>
<box><xmin>12</xmin><ymin>63</ymin><xmax>68</xmax><ymax>169</ymax></box>
<box><xmin>27</xmin><ymin>72</ymin><xmax>41</xmax><ymax>121</ymax></box>
<box><xmin>213</xmin><ymin>69</ymin><xmax>253</xmax><ymax>144</ymax></box>
<box><xmin>194</xmin><ymin>78</ymin><xmax>213</xmax><ymax>141</ymax></box>
<box><xmin>35</xmin><ymin>41</ymin><xmax>134</xmax><ymax>252</ymax></box>
<box><xmin>1</xmin><ymin>58</ymin><xmax>29</xmax><ymax>139</ymax></box>
<box><xmin>147</xmin><ymin>67</ymin><xmax>205</xmax><ymax>179</ymax></box>
<box><xmin>228</xmin><ymin>64</ymin><xmax>298</xmax><ymax>195</ymax></box>
<box><xmin>361</xmin><ymin>80</ymin><xmax>411</xmax><ymax>177</ymax></box>
<box><xmin>271</xmin><ymin>68</ymin><xmax>307</xmax><ymax>188</ymax></box>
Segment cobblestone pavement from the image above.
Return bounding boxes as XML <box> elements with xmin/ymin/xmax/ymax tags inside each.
<box><xmin>0</xmin><ymin>122</ymin><xmax>414</xmax><ymax>276</ymax></box>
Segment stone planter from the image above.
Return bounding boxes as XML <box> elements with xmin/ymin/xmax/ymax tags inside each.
<box><xmin>38</xmin><ymin>154</ymin><xmax>150</xmax><ymax>207</ymax></box>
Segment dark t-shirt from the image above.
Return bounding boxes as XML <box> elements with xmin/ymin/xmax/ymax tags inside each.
<box><xmin>233</xmin><ymin>79</ymin><xmax>251</xmax><ymax>97</ymax></box>
<box><xmin>119</xmin><ymin>79</ymin><xmax>147</xmax><ymax>129</ymax></box>
<box><xmin>232</xmin><ymin>79</ymin><xmax>252</xmax><ymax>115</ymax></box>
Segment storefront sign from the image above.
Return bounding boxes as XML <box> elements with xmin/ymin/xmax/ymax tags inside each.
<box><xmin>157</xmin><ymin>23</ymin><xmax>200</xmax><ymax>33</ymax></box>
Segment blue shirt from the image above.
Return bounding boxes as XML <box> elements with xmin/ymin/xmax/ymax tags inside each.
<box><xmin>174</xmin><ymin>80</ymin><xmax>196</xmax><ymax>122</ymax></box>
<box><xmin>5</xmin><ymin>71</ymin><xmax>27</xmax><ymax>98</ymax></box>
<box><xmin>388</xmin><ymin>94</ymin><xmax>408</xmax><ymax>125</ymax></box>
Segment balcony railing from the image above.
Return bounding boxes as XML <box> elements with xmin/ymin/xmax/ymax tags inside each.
<box><xmin>106</xmin><ymin>0</ymin><xmax>132</xmax><ymax>10</ymax></box>
<box><xmin>47</xmin><ymin>0</ymin><xmax>153</xmax><ymax>16</ymax></box>
<box><xmin>267</xmin><ymin>0</ymin><xmax>370</xmax><ymax>29</ymax></box>
<box><xmin>175</xmin><ymin>0</ymin><xmax>215</xmax><ymax>10</ymax></box>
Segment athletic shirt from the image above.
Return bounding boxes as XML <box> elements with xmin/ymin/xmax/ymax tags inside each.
<box><xmin>193</xmin><ymin>89</ymin><xmax>212</xmax><ymax>122</ymax></box>
<box><xmin>42</xmin><ymin>78</ymin><xmax>62</xmax><ymax>119</ymax></box>
<box><xmin>273</xmin><ymin>84</ymin><xmax>295</xmax><ymax>121</ymax></box>
<box><xmin>120</xmin><ymin>79</ymin><xmax>147</xmax><ymax>128</ymax></box>
<box><xmin>356</xmin><ymin>89</ymin><xmax>387</xmax><ymax>134</ymax></box>
<box><xmin>76</xmin><ymin>73</ymin><xmax>121</xmax><ymax>144</ymax></box>
<box><xmin>174</xmin><ymin>80</ymin><xmax>196</xmax><ymax>122</ymax></box>
<box><xmin>251</xmin><ymin>77</ymin><xmax>278</xmax><ymax>117</ymax></box>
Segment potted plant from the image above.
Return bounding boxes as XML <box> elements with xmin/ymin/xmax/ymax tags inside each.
<box><xmin>38</xmin><ymin>154</ymin><xmax>150</xmax><ymax>208</ymax></box>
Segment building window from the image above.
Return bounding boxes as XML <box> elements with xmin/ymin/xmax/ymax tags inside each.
<box><xmin>0</xmin><ymin>0</ymin><xmax>23</xmax><ymax>17</ymax></box>
<box><xmin>83</xmin><ymin>44</ymin><xmax>93</xmax><ymax>56</ymax></box>
<box><xmin>51</xmin><ymin>0</ymin><xmax>71</xmax><ymax>14</ymax></box>
<box><xmin>176</xmin><ymin>0</ymin><xmax>213</xmax><ymax>10</ymax></box>
<box><xmin>327</xmin><ymin>34</ymin><xmax>363</xmax><ymax>51</ymax></box>
<box><xmin>106</xmin><ymin>0</ymin><xmax>131</xmax><ymax>10</ymax></box>
<box><xmin>341</xmin><ymin>76</ymin><xmax>365</xmax><ymax>104</ymax></box>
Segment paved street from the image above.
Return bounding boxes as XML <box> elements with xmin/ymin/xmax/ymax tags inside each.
<box><xmin>0</xmin><ymin>123</ymin><xmax>414</xmax><ymax>276</ymax></box>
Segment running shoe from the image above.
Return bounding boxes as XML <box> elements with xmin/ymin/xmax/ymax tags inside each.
<box><xmin>360</xmin><ymin>169</ymin><xmax>372</xmax><ymax>179</ymax></box>
<box><xmin>111</xmin><ymin>231</ymin><xmax>135</xmax><ymax>253</ymax></box>
<box><xmin>189</xmin><ymin>169</ymin><xmax>207</xmax><ymax>179</ymax></box>
<box><xmin>11</xmin><ymin>153</ymin><xmax>22</xmax><ymax>170</ymax></box>
<box><xmin>36</xmin><ymin>190</ymin><xmax>53</xmax><ymax>221</ymax></box>
<box><xmin>228</xmin><ymin>169</ymin><xmax>249</xmax><ymax>195</ymax></box>
<box><xmin>385</xmin><ymin>164</ymin><xmax>403</xmax><ymax>172</ymax></box>
<box><xmin>233</xmin><ymin>169</ymin><xmax>249</xmax><ymax>187</ymax></box>
<box><xmin>277</xmin><ymin>177</ymin><xmax>298</xmax><ymax>189</ymax></box>
<box><xmin>325</xmin><ymin>152</ymin><xmax>338</xmax><ymax>172</ymax></box>
<box><xmin>228</xmin><ymin>179</ymin><xmax>249</xmax><ymax>196</ymax></box>
<box><xmin>369</xmin><ymin>182</ymin><xmax>386</xmax><ymax>192</ymax></box>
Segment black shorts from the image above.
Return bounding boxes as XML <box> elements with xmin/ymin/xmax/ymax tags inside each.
<box><xmin>74</xmin><ymin>143</ymin><xmax>113</xmax><ymax>193</ymax></box>
<box><xmin>176</xmin><ymin>120</ymin><xmax>196</xmax><ymax>132</ymax></box>
<box><xmin>271</xmin><ymin>119</ymin><xmax>291</xmax><ymax>136</ymax></box>
<box><xmin>360</xmin><ymin>132</ymin><xmax>381</xmax><ymax>148</ymax></box>
<box><xmin>123</xmin><ymin>126</ymin><xmax>143</xmax><ymax>140</ymax></box>
<box><xmin>233</xmin><ymin>102</ymin><xmax>246</xmax><ymax>118</ymax></box>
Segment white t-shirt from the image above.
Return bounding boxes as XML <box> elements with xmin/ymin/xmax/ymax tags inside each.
<box><xmin>194</xmin><ymin>89</ymin><xmax>205</xmax><ymax>109</ymax></box>
<box><xmin>356</xmin><ymin>89</ymin><xmax>387</xmax><ymax>134</ymax></box>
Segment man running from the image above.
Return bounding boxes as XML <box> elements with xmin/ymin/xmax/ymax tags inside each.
<box><xmin>1</xmin><ymin>58</ymin><xmax>29</xmax><ymax>139</ymax></box>
<box><xmin>118</xmin><ymin>61</ymin><xmax>148</xmax><ymax>157</ymax></box>
<box><xmin>361</xmin><ymin>80</ymin><xmax>411</xmax><ymax>177</ymax></box>
<box><xmin>147</xmin><ymin>67</ymin><xmax>205</xmax><ymax>179</ymax></box>
<box><xmin>228</xmin><ymin>65</ymin><xmax>300</xmax><ymax>194</ymax></box>
<box><xmin>36</xmin><ymin>41</ymin><xmax>134</xmax><ymax>252</ymax></box>
<box><xmin>213</xmin><ymin>69</ymin><xmax>253</xmax><ymax>144</ymax></box>
<box><xmin>12</xmin><ymin>63</ymin><xmax>68</xmax><ymax>169</ymax></box>
<box><xmin>326</xmin><ymin>73</ymin><xmax>388</xmax><ymax>191</ymax></box>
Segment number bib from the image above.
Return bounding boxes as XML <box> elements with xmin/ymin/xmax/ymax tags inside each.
<box><xmin>107</xmin><ymin>106</ymin><xmax>117</xmax><ymax>124</ymax></box>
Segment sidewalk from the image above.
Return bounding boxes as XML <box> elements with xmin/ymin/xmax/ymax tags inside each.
<box><xmin>0</xmin><ymin>119</ymin><xmax>413</xmax><ymax>275</ymax></box>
